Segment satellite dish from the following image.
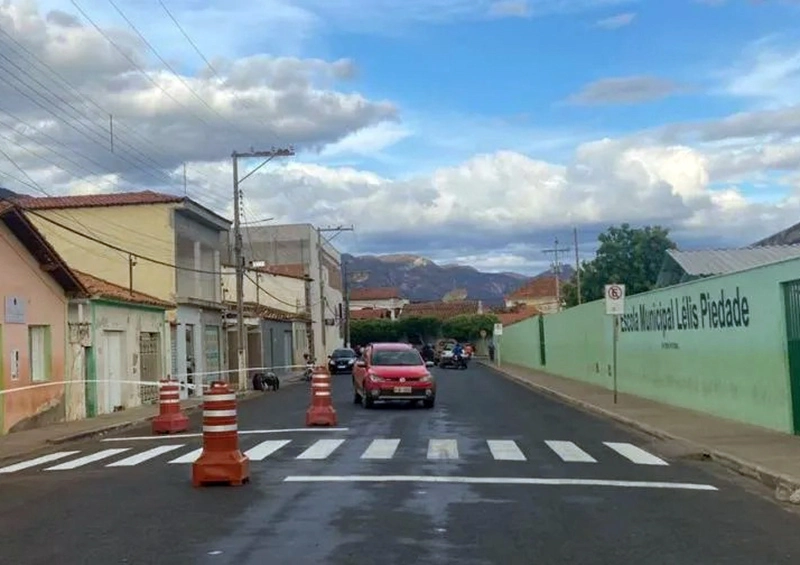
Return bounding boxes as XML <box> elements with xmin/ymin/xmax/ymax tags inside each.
<box><xmin>442</xmin><ymin>288</ymin><xmax>468</xmax><ymax>302</ymax></box>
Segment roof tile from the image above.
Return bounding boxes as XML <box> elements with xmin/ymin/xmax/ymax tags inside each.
<box><xmin>507</xmin><ymin>276</ymin><xmax>558</xmax><ymax>300</ymax></box>
<box><xmin>350</xmin><ymin>287</ymin><xmax>401</xmax><ymax>301</ymax></box>
<box><xmin>14</xmin><ymin>190</ymin><xmax>184</xmax><ymax>210</ymax></box>
<box><xmin>254</xmin><ymin>263</ymin><xmax>308</xmax><ymax>280</ymax></box>
<box><xmin>350</xmin><ymin>308</ymin><xmax>393</xmax><ymax>320</ymax></box>
<box><xmin>401</xmin><ymin>300</ymin><xmax>479</xmax><ymax>320</ymax></box>
<box><xmin>73</xmin><ymin>270</ymin><xmax>174</xmax><ymax>309</ymax></box>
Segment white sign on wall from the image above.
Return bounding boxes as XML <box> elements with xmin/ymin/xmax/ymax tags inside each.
<box><xmin>605</xmin><ymin>284</ymin><xmax>626</xmax><ymax>315</ymax></box>
<box><xmin>493</xmin><ymin>323</ymin><xmax>503</xmax><ymax>336</ymax></box>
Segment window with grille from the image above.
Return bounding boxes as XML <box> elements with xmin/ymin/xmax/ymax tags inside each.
<box><xmin>29</xmin><ymin>325</ymin><xmax>51</xmax><ymax>382</ymax></box>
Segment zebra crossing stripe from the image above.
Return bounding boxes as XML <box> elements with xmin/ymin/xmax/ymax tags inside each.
<box><xmin>427</xmin><ymin>439</ymin><xmax>459</xmax><ymax>460</ymax></box>
<box><xmin>168</xmin><ymin>448</ymin><xmax>203</xmax><ymax>464</ymax></box>
<box><xmin>296</xmin><ymin>439</ymin><xmax>345</xmax><ymax>460</ymax></box>
<box><xmin>245</xmin><ymin>440</ymin><xmax>291</xmax><ymax>461</ymax></box>
<box><xmin>487</xmin><ymin>440</ymin><xmax>526</xmax><ymax>461</ymax></box>
<box><xmin>361</xmin><ymin>439</ymin><xmax>401</xmax><ymax>460</ymax></box>
<box><xmin>45</xmin><ymin>448</ymin><xmax>131</xmax><ymax>471</ymax></box>
<box><xmin>604</xmin><ymin>442</ymin><xmax>668</xmax><ymax>466</ymax></box>
<box><xmin>0</xmin><ymin>451</ymin><xmax>81</xmax><ymax>474</ymax></box>
<box><xmin>106</xmin><ymin>445</ymin><xmax>185</xmax><ymax>467</ymax></box>
<box><xmin>545</xmin><ymin>441</ymin><xmax>597</xmax><ymax>463</ymax></box>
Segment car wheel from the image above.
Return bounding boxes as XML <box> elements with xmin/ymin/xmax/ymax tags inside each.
<box><xmin>362</xmin><ymin>391</ymin><xmax>374</xmax><ymax>409</ymax></box>
<box><xmin>423</xmin><ymin>397</ymin><xmax>435</xmax><ymax>409</ymax></box>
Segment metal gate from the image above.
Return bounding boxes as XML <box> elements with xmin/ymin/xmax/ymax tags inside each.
<box><xmin>139</xmin><ymin>332</ymin><xmax>161</xmax><ymax>404</ymax></box>
<box><xmin>782</xmin><ymin>280</ymin><xmax>800</xmax><ymax>434</ymax></box>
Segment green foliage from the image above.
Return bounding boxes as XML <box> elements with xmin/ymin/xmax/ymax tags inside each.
<box><xmin>565</xmin><ymin>223</ymin><xmax>677</xmax><ymax>307</ymax></box>
<box><xmin>441</xmin><ymin>313</ymin><xmax>499</xmax><ymax>342</ymax></box>
<box><xmin>349</xmin><ymin>313</ymin><xmax>499</xmax><ymax>345</ymax></box>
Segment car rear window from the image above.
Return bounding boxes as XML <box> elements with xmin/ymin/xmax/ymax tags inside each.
<box><xmin>372</xmin><ymin>349</ymin><xmax>423</xmax><ymax>366</ymax></box>
<box><xmin>332</xmin><ymin>349</ymin><xmax>355</xmax><ymax>358</ymax></box>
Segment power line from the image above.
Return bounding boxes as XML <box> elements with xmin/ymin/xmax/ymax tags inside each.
<box><xmin>542</xmin><ymin>237</ymin><xmax>571</xmax><ymax>312</ymax></box>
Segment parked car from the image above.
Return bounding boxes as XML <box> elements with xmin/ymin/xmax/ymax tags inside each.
<box><xmin>328</xmin><ymin>348</ymin><xmax>358</xmax><ymax>374</ymax></box>
<box><xmin>352</xmin><ymin>342</ymin><xmax>436</xmax><ymax>409</ymax></box>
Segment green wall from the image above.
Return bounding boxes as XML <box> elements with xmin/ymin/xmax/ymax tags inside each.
<box><xmin>501</xmin><ymin>256</ymin><xmax>800</xmax><ymax>433</ymax></box>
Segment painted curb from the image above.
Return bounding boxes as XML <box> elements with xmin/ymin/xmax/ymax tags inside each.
<box><xmin>481</xmin><ymin>361</ymin><xmax>800</xmax><ymax>500</ymax></box>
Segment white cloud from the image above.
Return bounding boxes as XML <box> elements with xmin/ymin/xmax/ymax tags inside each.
<box><xmin>488</xmin><ymin>1</ymin><xmax>531</xmax><ymax>18</ymax></box>
<box><xmin>717</xmin><ymin>37</ymin><xmax>800</xmax><ymax>108</ymax></box>
<box><xmin>567</xmin><ymin>76</ymin><xmax>681</xmax><ymax>105</ymax></box>
<box><xmin>594</xmin><ymin>12</ymin><xmax>635</xmax><ymax>29</ymax></box>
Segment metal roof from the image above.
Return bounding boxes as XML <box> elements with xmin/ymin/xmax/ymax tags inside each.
<box><xmin>667</xmin><ymin>246</ymin><xmax>800</xmax><ymax>276</ymax></box>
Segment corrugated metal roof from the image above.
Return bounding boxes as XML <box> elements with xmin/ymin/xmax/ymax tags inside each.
<box><xmin>667</xmin><ymin>245</ymin><xmax>800</xmax><ymax>276</ymax></box>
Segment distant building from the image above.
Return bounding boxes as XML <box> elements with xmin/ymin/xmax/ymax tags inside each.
<box><xmin>656</xmin><ymin>246</ymin><xmax>800</xmax><ymax>287</ymax></box>
<box><xmin>401</xmin><ymin>300</ymin><xmax>482</xmax><ymax>320</ymax></box>
<box><xmin>349</xmin><ymin>287</ymin><xmax>408</xmax><ymax>320</ymax></box>
<box><xmin>504</xmin><ymin>276</ymin><xmax>560</xmax><ymax>313</ymax></box>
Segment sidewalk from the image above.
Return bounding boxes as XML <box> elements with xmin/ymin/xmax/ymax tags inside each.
<box><xmin>485</xmin><ymin>361</ymin><xmax>800</xmax><ymax>503</ymax></box>
<box><xmin>0</xmin><ymin>384</ymin><xmax>291</xmax><ymax>463</ymax></box>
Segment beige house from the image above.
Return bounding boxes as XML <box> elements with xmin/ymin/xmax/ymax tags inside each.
<box><xmin>504</xmin><ymin>276</ymin><xmax>560</xmax><ymax>313</ymax></box>
<box><xmin>349</xmin><ymin>287</ymin><xmax>408</xmax><ymax>320</ymax></box>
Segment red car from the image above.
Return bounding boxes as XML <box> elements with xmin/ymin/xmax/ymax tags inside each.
<box><xmin>353</xmin><ymin>342</ymin><xmax>436</xmax><ymax>409</ymax></box>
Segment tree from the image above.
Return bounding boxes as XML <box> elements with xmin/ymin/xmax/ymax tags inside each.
<box><xmin>397</xmin><ymin>317</ymin><xmax>442</xmax><ymax>344</ymax></box>
<box><xmin>564</xmin><ymin>224</ymin><xmax>677</xmax><ymax>307</ymax></box>
<box><xmin>350</xmin><ymin>319</ymin><xmax>402</xmax><ymax>345</ymax></box>
<box><xmin>441</xmin><ymin>314</ymin><xmax>499</xmax><ymax>342</ymax></box>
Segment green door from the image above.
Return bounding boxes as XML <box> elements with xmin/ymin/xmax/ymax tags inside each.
<box><xmin>782</xmin><ymin>280</ymin><xmax>800</xmax><ymax>434</ymax></box>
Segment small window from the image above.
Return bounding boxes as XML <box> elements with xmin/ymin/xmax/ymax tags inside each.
<box><xmin>29</xmin><ymin>325</ymin><xmax>51</xmax><ymax>382</ymax></box>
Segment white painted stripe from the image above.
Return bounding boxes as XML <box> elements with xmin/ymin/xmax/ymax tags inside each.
<box><xmin>160</xmin><ymin>393</ymin><xmax>180</xmax><ymax>398</ymax></box>
<box><xmin>205</xmin><ymin>393</ymin><xmax>236</xmax><ymax>402</ymax></box>
<box><xmin>282</xmin><ymin>475</ymin><xmax>718</xmax><ymax>491</ymax></box>
<box><xmin>160</xmin><ymin>399</ymin><xmax>180</xmax><ymax>404</ymax></box>
<box><xmin>427</xmin><ymin>439</ymin><xmax>459</xmax><ymax>460</ymax></box>
<box><xmin>487</xmin><ymin>440</ymin><xmax>526</xmax><ymax>461</ymax></box>
<box><xmin>168</xmin><ymin>448</ymin><xmax>203</xmax><ymax>464</ymax></box>
<box><xmin>361</xmin><ymin>439</ymin><xmax>400</xmax><ymax>460</ymax></box>
<box><xmin>202</xmin><ymin>424</ymin><xmax>237</xmax><ymax>433</ymax></box>
<box><xmin>296</xmin><ymin>439</ymin><xmax>345</xmax><ymax>460</ymax></box>
<box><xmin>314</xmin><ymin>391</ymin><xmax>331</xmax><ymax>396</ymax></box>
<box><xmin>106</xmin><ymin>445</ymin><xmax>185</xmax><ymax>467</ymax></box>
<box><xmin>45</xmin><ymin>448</ymin><xmax>131</xmax><ymax>470</ymax></box>
<box><xmin>604</xmin><ymin>442</ymin><xmax>669</xmax><ymax>466</ymax></box>
<box><xmin>203</xmin><ymin>409</ymin><xmax>237</xmax><ymax>417</ymax></box>
<box><xmin>545</xmin><ymin>440</ymin><xmax>597</xmax><ymax>463</ymax></box>
<box><xmin>0</xmin><ymin>451</ymin><xmax>81</xmax><ymax>474</ymax></box>
<box><xmin>245</xmin><ymin>440</ymin><xmax>291</xmax><ymax>461</ymax></box>
<box><xmin>102</xmin><ymin>427</ymin><xmax>350</xmax><ymax>441</ymax></box>
<box><xmin>311</xmin><ymin>382</ymin><xmax>330</xmax><ymax>388</ymax></box>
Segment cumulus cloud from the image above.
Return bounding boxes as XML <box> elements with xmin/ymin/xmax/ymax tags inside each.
<box><xmin>567</xmin><ymin>76</ymin><xmax>681</xmax><ymax>105</ymax></box>
<box><xmin>594</xmin><ymin>12</ymin><xmax>635</xmax><ymax>29</ymax></box>
<box><xmin>488</xmin><ymin>1</ymin><xmax>531</xmax><ymax>18</ymax></box>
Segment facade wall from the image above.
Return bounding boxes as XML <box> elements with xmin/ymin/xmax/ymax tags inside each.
<box><xmin>174</xmin><ymin>210</ymin><xmax>224</xmax><ymax>304</ymax></box>
<box><xmin>500</xmin><ymin>258</ymin><xmax>800</xmax><ymax>433</ymax></box>
<box><xmin>28</xmin><ymin>204</ymin><xmax>176</xmax><ymax>302</ymax></box>
<box><xmin>260</xmin><ymin>319</ymin><xmax>294</xmax><ymax>374</ymax></box>
<box><xmin>0</xmin><ymin>222</ymin><xmax>69</xmax><ymax>434</ymax></box>
<box><xmin>220</xmin><ymin>268</ymin><xmax>305</xmax><ymax>314</ymax></box>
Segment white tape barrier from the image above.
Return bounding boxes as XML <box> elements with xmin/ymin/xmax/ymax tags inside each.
<box><xmin>0</xmin><ymin>364</ymin><xmax>307</xmax><ymax>397</ymax></box>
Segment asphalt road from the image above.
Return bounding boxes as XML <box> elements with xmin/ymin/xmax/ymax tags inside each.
<box><xmin>2</xmin><ymin>362</ymin><xmax>800</xmax><ymax>565</ymax></box>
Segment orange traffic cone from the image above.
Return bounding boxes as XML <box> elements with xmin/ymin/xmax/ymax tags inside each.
<box><xmin>192</xmin><ymin>381</ymin><xmax>249</xmax><ymax>487</ymax></box>
<box><xmin>306</xmin><ymin>366</ymin><xmax>337</xmax><ymax>427</ymax></box>
<box><xmin>151</xmin><ymin>379</ymin><xmax>189</xmax><ymax>434</ymax></box>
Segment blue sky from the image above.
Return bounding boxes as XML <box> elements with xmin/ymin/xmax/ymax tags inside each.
<box><xmin>4</xmin><ymin>0</ymin><xmax>800</xmax><ymax>273</ymax></box>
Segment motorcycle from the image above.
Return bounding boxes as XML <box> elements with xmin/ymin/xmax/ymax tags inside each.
<box><xmin>303</xmin><ymin>361</ymin><xmax>314</xmax><ymax>381</ymax></box>
<box><xmin>440</xmin><ymin>352</ymin><xmax>468</xmax><ymax>370</ymax></box>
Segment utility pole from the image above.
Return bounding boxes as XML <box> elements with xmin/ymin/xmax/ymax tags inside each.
<box><xmin>573</xmin><ymin>226</ymin><xmax>582</xmax><ymax>305</ymax></box>
<box><xmin>316</xmin><ymin>225</ymin><xmax>354</xmax><ymax>357</ymax></box>
<box><xmin>128</xmin><ymin>254</ymin><xmax>137</xmax><ymax>296</ymax></box>
<box><xmin>232</xmin><ymin>147</ymin><xmax>294</xmax><ymax>390</ymax></box>
<box><xmin>342</xmin><ymin>259</ymin><xmax>350</xmax><ymax>347</ymax></box>
<box><xmin>542</xmin><ymin>237</ymin><xmax>571</xmax><ymax>312</ymax></box>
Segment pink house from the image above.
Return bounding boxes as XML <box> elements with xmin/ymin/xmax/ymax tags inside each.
<box><xmin>0</xmin><ymin>203</ymin><xmax>85</xmax><ymax>433</ymax></box>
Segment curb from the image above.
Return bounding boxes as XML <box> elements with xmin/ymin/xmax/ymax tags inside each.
<box><xmin>45</xmin><ymin>389</ymin><xmax>272</xmax><ymax>446</ymax></box>
<box><xmin>481</xmin><ymin>361</ymin><xmax>800</xmax><ymax>501</ymax></box>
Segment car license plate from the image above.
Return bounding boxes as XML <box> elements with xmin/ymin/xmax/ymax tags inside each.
<box><xmin>394</xmin><ymin>386</ymin><xmax>412</xmax><ymax>394</ymax></box>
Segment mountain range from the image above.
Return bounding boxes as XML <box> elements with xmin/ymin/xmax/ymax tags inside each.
<box><xmin>343</xmin><ymin>253</ymin><xmax>574</xmax><ymax>305</ymax></box>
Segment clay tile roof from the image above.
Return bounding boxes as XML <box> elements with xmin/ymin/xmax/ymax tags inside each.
<box><xmin>401</xmin><ymin>300</ymin><xmax>479</xmax><ymax>320</ymax></box>
<box><xmin>495</xmin><ymin>305</ymin><xmax>541</xmax><ymax>327</ymax></box>
<box><xmin>73</xmin><ymin>270</ymin><xmax>174</xmax><ymax>309</ymax></box>
<box><xmin>350</xmin><ymin>308</ymin><xmax>392</xmax><ymax>320</ymax></box>
<box><xmin>350</xmin><ymin>287</ymin><xmax>401</xmax><ymax>301</ymax></box>
<box><xmin>13</xmin><ymin>190</ymin><xmax>184</xmax><ymax>210</ymax></box>
<box><xmin>507</xmin><ymin>276</ymin><xmax>558</xmax><ymax>300</ymax></box>
<box><xmin>232</xmin><ymin>301</ymin><xmax>307</xmax><ymax>322</ymax></box>
<box><xmin>254</xmin><ymin>263</ymin><xmax>308</xmax><ymax>280</ymax></box>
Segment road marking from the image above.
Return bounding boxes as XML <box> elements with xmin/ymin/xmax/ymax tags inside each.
<box><xmin>106</xmin><ymin>445</ymin><xmax>185</xmax><ymax>467</ymax></box>
<box><xmin>102</xmin><ymin>427</ymin><xmax>350</xmax><ymax>442</ymax></box>
<box><xmin>0</xmin><ymin>451</ymin><xmax>81</xmax><ymax>474</ymax></box>
<box><xmin>427</xmin><ymin>439</ymin><xmax>459</xmax><ymax>460</ymax></box>
<box><xmin>604</xmin><ymin>442</ymin><xmax>668</xmax><ymax>466</ymax></box>
<box><xmin>168</xmin><ymin>448</ymin><xmax>203</xmax><ymax>464</ymax></box>
<box><xmin>296</xmin><ymin>439</ymin><xmax>345</xmax><ymax>460</ymax></box>
<box><xmin>486</xmin><ymin>440</ymin><xmax>526</xmax><ymax>461</ymax></box>
<box><xmin>545</xmin><ymin>440</ymin><xmax>597</xmax><ymax>463</ymax></box>
<box><xmin>361</xmin><ymin>439</ymin><xmax>401</xmax><ymax>460</ymax></box>
<box><xmin>282</xmin><ymin>475</ymin><xmax>718</xmax><ymax>491</ymax></box>
<box><xmin>45</xmin><ymin>448</ymin><xmax>130</xmax><ymax>470</ymax></box>
<box><xmin>245</xmin><ymin>440</ymin><xmax>291</xmax><ymax>461</ymax></box>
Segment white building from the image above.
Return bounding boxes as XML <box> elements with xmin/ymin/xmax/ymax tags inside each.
<box><xmin>234</xmin><ymin>224</ymin><xmax>345</xmax><ymax>361</ymax></box>
<box><xmin>349</xmin><ymin>287</ymin><xmax>408</xmax><ymax>320</ymax></box>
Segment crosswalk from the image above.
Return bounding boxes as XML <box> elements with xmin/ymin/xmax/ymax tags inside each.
<box><xmin>0</xmin><ymin>438</ymin><xmax>669</xmax><ymax>475</ymax></box>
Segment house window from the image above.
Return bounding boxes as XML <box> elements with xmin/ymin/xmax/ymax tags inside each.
<box><xmin>29</xmin><ymin>325</ymin><xmax>51</xmax><ymax>382</ymax></box>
